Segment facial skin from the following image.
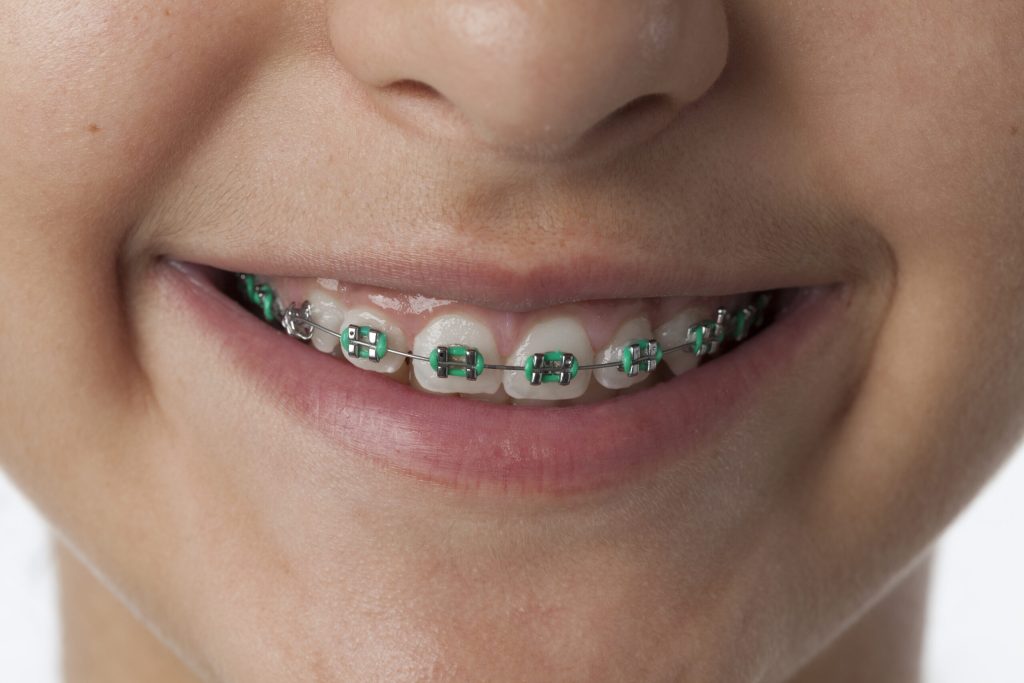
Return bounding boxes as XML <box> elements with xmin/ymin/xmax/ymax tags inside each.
<box><xmin>1</xmin><ymin>1</ymin><xmax>1022</xmax><ymax>681</ymax></box>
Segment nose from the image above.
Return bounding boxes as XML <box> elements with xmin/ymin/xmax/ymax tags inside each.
<box><xmin>328</xmin><ymin>0</ymin><xmax>729</xmax><ymax>155</ymax></box>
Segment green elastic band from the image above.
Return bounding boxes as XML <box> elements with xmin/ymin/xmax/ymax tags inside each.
<box><xmin>355</xmin><ymin>326</ymin><xmax>388</xmax><ymax>360</ymax></box>
<box><xmin>621</xmin><ymin>341</ymin><xmax>664</xmax><ymax>373</ymax></box>
<box><xmin>429</xmin><ymin>345</ymin><xmax>486</xmax><ymax>378</ymax></box>
<box><xmin>256</xmin><ymin>284</ymin><xmax>275</xmax><ymax>322</ymax></box>
<box><xmin>734</xmin><ymin>310</ymin><xmax>750</xmax><ymax>340</ymax></box>
<box><xmin>621</xmin><ymin>345</ymin><xmax>634</xmax><ymax>374</ymax></box>
<box><xmin>242</xmin><ymin>274</ymin><xmax>257</xmax><ymax>304</ymax></box>
<box><xmin>525</xmin><ymin>351</ymin><xmax>579</xmax><ymax>383</ymax></box>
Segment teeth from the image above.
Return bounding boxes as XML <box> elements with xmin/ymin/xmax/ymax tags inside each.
<box><xmin>341</xmin><ymin>306</ymin><xmax>409</xmax><ymax>377</ymax></box>
<box><xmin>461</xmin><ymin>386</ymin><xmax>511</xmax><ymax>404</ymax></box>
<box><xmin>503</xmin><ymin>317</ymin><xmax>593</xmax><ymax>401</ymax></box>
<box><xmin>594</xmin><ymin>317</ymin><xmax>656</xmax><ymax>390</ymax></box>
<box><xmin>411</xmin><ymin>313</ymin><xmax>502</xmax><ymax>395</ymax></box>
<box><xmin>619</xmin><ymin>374</ymin><xmax>658</xmax><ymax>396</ymax></box>
<box><xmin>511</xmin><ymin>398</ymin><xmax>564</xmax><ymax>407</ymax></box>
<box><xmin>654</xmin><ymin>309</ymin><xmax>705</xmax><ymax>376</ymax></box>
<box><xmin>307</xmin><ymin>290</ymin><xmax>346</xmax><ymax>355</ymax></box>
<box><xmin>565</xmin><ymin>379</ymin><xmax>618</xmax><ymax>405</ymax></box>
<box><xmin>249</xmin><ymin>275</ymin><xmax>764</xmax><ymax>404</ymax></box>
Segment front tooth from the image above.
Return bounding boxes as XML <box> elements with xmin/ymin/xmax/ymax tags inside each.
<box><xmin>619</xmin><ymin>374</ymin><xmax>657</xmax><ymax>396</ymax></box>
<box><xmin>461</xmin><ymin>386</ymin><xmax>511</xmax><ymax>404</ymax></box>
<box><xmin>654</xmin><ymin>308</ymin><xmax>706</xmax><ymax>376</ymax></box>
<box><xmin>594</xmin><ymin>318</ymin><xmax>656</xmax><ymax>390</ymax></box>
<box><xmin>564</xmin><ymin>379</ymin><xmax>617</xmax><ymax>405</ymax></box>
<box><xmin>411</xmin><ymin>313</ymin><xmax>502</xmax><ymax>395</ymax></box>
<box><xmin>503</xmin><ymin>317</ymin><xmax>593</xmax><ymax>400</ymax></box>
<box><xmin>341</xmin><ymin>306</ymin><xmax>409</xmax><ymax>375</ymax></box>
<box><xmin>307</xmin><ymin>289</ymin><xmax>346</xmax><ymax>355</ymax></box>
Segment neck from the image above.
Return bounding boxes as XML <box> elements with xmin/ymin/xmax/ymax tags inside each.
<box><xmin>56</xmin><ymin>541</ymin><xmax>202</xmax><ymax>683</ymax></box>
<box><xmin>56</xmin><ymin>539</ymin><xmax>931</xmax><ymax>683</ymax></box>
<box><xmin>787</xmin><ymin>556</ymin><xmax>931</xmax><ymax>683</ymax></box>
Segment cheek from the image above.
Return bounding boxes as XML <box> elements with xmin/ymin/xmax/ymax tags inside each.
<box><xmin>0</xmin><ymin>1</ymin><xmax>274</xmax><ymax>242</ymax></box>
<box><xmin>786</xmin><ymin>4</ymin><xmax>1024</xmax><ymax>264</ymax></box>
<box><xmin>0</xmin><ymin>1</ymin><xmax>276</xmax><ymax>531</ymax></box>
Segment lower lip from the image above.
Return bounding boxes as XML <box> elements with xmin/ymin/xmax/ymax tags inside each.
<box><xmin>163</xmin><ymin>262</ymin><xmax>846</xmax><ymax>496</ymax></box>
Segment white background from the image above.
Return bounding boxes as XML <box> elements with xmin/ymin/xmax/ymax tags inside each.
<box><xmin>2</xmin><ymin>449</ymin><xmax>1023</xmax><ymax>682</ymax></box>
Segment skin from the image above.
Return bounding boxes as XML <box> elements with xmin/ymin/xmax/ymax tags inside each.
<box><xmin>1</xmin><ymin>1</ymin><xmax>1022</xmax><ymax>681</ymax></box>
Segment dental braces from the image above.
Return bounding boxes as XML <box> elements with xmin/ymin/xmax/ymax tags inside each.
<box><xmin>237</xmin><ymin>274</ymin><xmax>772</xmax><ymax>386</ymax></box>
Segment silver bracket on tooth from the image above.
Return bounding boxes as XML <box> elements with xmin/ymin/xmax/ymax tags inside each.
<box><xmin>281</xmin><ymin>301</ymin><xmax>315</xmax><ymax>342</ymax></box>
<box><xmin>345</xmin><ymin>324</ymin><xmax>388</xmax><ymax>362</ymax></box>
<box><xmin>732</xmin><ymin>304</ymin><xmax>758</xmax><ymax>342</ymax></box>
<box><xmin>527</xmin><ymin>352</ymin><xmax>577</xmax><ymax>386</ymax></box>
<box><xmin>434</xmin><ymin>346</ymin><xmax>481</xmax><ymax>381</ymax></box>
<box><xmin>710</xmin><ymin>307</ymin><xmax>730</xmax><ymax>355</ymax></box>
<box><xmin>687</xmin><ymin>308</ymin><xmax>731</xmax><ymax>357</ymax></box>
<box><xmin>621</xmin><ymin>339</ymin><xmax>661</xmax><ymax>377</ymax></box>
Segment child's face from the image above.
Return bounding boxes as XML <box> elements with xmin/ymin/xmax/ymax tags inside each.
<box><xmin>1</xmin><ymin>1</ymin><xmax>1021</xmax><ymax>680</ymax></box>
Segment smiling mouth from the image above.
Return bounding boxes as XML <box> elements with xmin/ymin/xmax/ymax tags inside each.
<box><xmin>221</xmin><ymin>270</ymin><xmax>789</xmax><ymax>406</ymax></box>
<box><xmin>164</xmin><ymin>259</ymin><xmax>842</xmax><ymax>494</ymax></box>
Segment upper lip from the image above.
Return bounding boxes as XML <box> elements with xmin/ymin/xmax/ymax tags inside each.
<box><xmin>167</xmin><ymin>225</ymin><xmax>848</xmax><ymax>313</ymax></box>
<box><xmin>145</xmin><ymin>142</ymin><xmax>869</xmax><ymax>311</ymax></box>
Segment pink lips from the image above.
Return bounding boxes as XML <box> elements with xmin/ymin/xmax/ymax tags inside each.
<box><xmin>163</xmin><ymin>261</ymin><xmax>844</xmax><ymax>496</ymax></box>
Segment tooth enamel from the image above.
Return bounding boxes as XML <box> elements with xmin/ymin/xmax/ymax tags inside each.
<box><xmin>341</xmin><ymin>306</ymin><xmax>409</xmax><ymax>375</ymax></box>
<box><xmin>594</xmin><ymin>318</ymin><xmax>656</xmax><ymax>390</ymax></box>
<box><xmin>619</xmin><ymin>374</ymin><xmax>658</xmax><ymax>396</ymax></box>
<box><xmin>307</xmin><ymin>289</ymin><xmax>346</xmax><ymax>355</ymax></box>
<box><xmin>654</xmin><ymin>309</ymin><xmax>705</xmax><ymax>376</ymax></box>
<box><xmin>503</xmin><ymin>317</ymin><xmax>593</xmax><ymax>400</ymax></box>
<box><xmin>565</xmin><ymin>379</ymin><xmax>617</xmax><ymax>405</ymax></box>
<box><xmin>461</xmin><ymin>386</ymin><xmax>511</xmax><ymax>404</ymax></box>
<box><xmin>510</xmin><ymin>398</ymin><xmax>565</xmax><ymax>407</ymax></box>
<box><xmin>411</xmin><ymin>314</ymin><xmax>502</xmax><ymax>395</ymax></box>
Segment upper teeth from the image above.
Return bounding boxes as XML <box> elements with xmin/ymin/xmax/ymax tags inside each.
<box><xmin>594</xmin><ymin>318</ymin><xmax>657</xmax><ymax>390</ymax></box>
<box><xmin>503</xmin><ymin>317</ymin><xmax>593</xmax><ymax>400</ymax></box>
<box><xmin>655</xmin><ymin>310</ymin><xmax>704</xmax><ymax>377</ymax></box>
<box><xmin>412</xmin><ymin>313</ymin><xmax>502</xmax><ymax>395</ymax></box>
<box><xmin>307</xmin><ymin>290</ymin><xmax>345</xmax><ymax>355</ymax></box>
<box><xmin>241</xmin><ymin>274</ymin><xmax>769</xmax><ymax>406</ymax></box>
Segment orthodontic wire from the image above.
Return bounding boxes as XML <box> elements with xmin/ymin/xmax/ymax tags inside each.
<box><xmin>237</xmin><ymin>273</ymin><xmax>773</xmax><ymax>385</ymax></box>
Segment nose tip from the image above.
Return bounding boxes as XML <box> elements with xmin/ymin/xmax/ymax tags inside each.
<box><xmin>328</xmin><ymin>0</ymin><xmax>729</xmax><ymax>154</ymax></box>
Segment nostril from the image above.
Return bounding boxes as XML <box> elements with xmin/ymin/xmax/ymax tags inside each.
<box><xmin>606</xmin><ymin>93</ymin><xmax>673</xmax><ymax>126</ymax></box>
<box><xmin>385</xmin><ymin>79</ymin><xmax>443</xmax><ymax>101</ymax></box>
<box><xmin>374</xmin><ymin>80</ymin><xmax>678</xmax><ymax>157</ymax></box>
<box><xmin>581</xmin><ymin>92</ymin><xmax>676</xmax><ymax>147</ymax></box>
